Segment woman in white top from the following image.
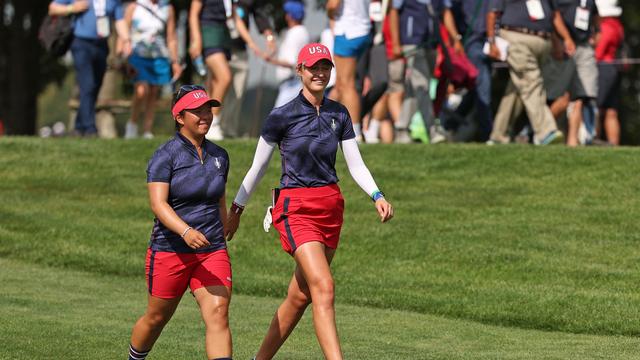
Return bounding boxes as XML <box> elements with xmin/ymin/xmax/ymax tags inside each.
<box><xmin>326</xmin><ymin>0</ymin><xmax>372</xmax><ymax>141</ymax></box>
<box><xmin>124</xmin><ymin>0</ymin><xmax>181</xmax><ymax>139</ymax></box>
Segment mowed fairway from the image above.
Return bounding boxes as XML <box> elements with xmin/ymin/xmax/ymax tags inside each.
<box><xmin>1</xmin><ymin>137</ymin><xmax>640</xmax><ymax>359</ymax></box>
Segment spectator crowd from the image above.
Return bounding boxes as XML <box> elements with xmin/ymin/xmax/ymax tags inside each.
<box><xmin>49</xmin><ymin>0</ymin><xmax>627</xmax><ymax>146</ymax></box>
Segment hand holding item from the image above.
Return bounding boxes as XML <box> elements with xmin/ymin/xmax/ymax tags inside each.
<box><xmin>265</xmin><ymin>33</ymin><xmax>277</xmax><ymax>57</ymax></box>
<box><xmin>189</xmin><ymin>41</ymin><xmax>202</xmax><ymax>60</ymax></box>
<box><xmin>488</xmin><ymin>43</ymin><xmax>501</xmax><ymax>61</ymax></box>
<box><xmin>171</xmin><ymin>62</ymin><xmax>183</xmax><ymax>82</ymax></box>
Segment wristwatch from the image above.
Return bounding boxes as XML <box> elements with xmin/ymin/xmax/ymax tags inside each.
<box><xmin>371</xmin><ymin>191</ymin><xmax>385</xmax><ymax>202</ymax></box>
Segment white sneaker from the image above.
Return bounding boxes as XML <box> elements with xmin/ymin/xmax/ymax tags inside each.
<box><xmin>363</xmin><ymin>129</ymin><xmax>380</xmax><ymax>144</ymax></box>
<box><xmin>206</xmin><ymin>122</ymin><xmax>224</xmax><ymax>141</ymax></box>
<box><xmin>363</xmin><ymin>119</ymin><xmax>380</xmax><ymax>144</ymax></box>
<box><xmin>429</xmin><ymin>125</ymin><xmax>447</xmax><ymax>144</ymax></box>
<box><xmin>394</xmin><ymin>128</ymin><xmax>412</xmax><ymax>144</ymax></box>
<box><xmin>142</xmin><ymin>131</ymin><xmax>154</xmax><ymax>139</ymax></box>
<box><xmin>124</xmin><ymin>122</ymin><xmax>138</xmax><ymax>139</ymax></box>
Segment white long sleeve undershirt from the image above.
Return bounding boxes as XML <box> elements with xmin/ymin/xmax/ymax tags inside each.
<box><xmin>232</xmin><ymin>137</ymin><xmax>380</xmax><ymax>207</ymax></box>
<box><xmin>340</xmin><ymin>138</ymin><xmax>380</xmax><ymax>196</ymax></box>
<box><xmin>233</xmin><ymin>137</ymin><xmax>276</xmax><ymax>207</ymax></box>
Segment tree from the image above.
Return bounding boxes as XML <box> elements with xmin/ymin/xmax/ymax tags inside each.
<box><xmin>0</xmin><ymin>0</ymin><xmax>68</xmax><ymax>135</ymax></box>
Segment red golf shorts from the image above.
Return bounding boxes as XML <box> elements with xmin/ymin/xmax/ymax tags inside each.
<box><xmin>145</xmin><ymin>248</ymin><xmax>232</xmax><ymax>299</ymax></box>
<box><xmin>272</xmin><ymin>184</ymin><xmax>344</xmax><ymax>255</ymax></box>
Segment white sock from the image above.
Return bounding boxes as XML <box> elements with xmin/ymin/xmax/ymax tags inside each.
<box><xmin>212</xmin><ymin>115</ymin><xmax>220</xmax><ymax>126</ymax></box>
<box><xmin>366</xmin><ymin>118</ymin><xmax>380</xmax><ymax>135</ymax></box>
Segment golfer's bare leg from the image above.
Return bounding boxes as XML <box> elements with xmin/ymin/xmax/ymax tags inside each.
<box><xmin>194</xmin><ymin>285</ymin><xmax>233</xmax><ymax>360</ymax></box>
<box><xmin>256</xmin><ymin>244</ymin><xmax>337</xmax><ymax>360</ymax></box>
<box><xmin>130</xmin><ymin>295</ymin><xmax>182</xmax><ymax>352</ymax></box>
<box><xmin>297</xmin><ymin>242</ymin><xmax>342</xmax><ymax>360</ymax></box>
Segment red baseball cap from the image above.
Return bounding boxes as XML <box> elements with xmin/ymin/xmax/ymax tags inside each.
<box><xmin>171</xmin><ymin>88</ymin><xmax>220</xmax><ymax>117</ymax></box>
<box><xmin>297</xmin><ymin>43</ymin><xmax>334</xmax><ymax>67</ymax></box>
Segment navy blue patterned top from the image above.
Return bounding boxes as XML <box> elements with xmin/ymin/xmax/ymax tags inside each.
<box><xmin>147</xmin><ymin>132</ymin><xmax>229</xmax><ymax>253</ymax></box>
<box><xmin>261</xmin><ymin>92</ymin><xmax>356</xmax><ymax>189</ymax></box>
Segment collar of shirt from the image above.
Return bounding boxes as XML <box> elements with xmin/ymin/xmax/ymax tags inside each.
<box><xmin>175</xmin><ymin>131</ymin><xmax>209</xmax><ymax>161</ymax></box>
<box><xmin>296</xmin><ymin>91</ymin><xmax>329</xmax><ymax>112</ymax></box>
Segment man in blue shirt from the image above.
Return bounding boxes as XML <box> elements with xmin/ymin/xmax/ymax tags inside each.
<box><xmin>486</xmin><ymin>0</ymin><xmax>576</xmax><ymax>145</ymax></box>
<box><xmin>49</xmin><ymin>0</ymin><xmax>131</xmax><ymax>137</ymax></box>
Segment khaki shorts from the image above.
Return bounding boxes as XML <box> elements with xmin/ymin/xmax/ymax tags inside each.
<box><xmin>569</xmin><ymin>43</ymin><xmax>598</xmax><ymax>99</ymax></box>
<box><xmin>387</xmin><ymin>58</ymin><xmax>406</xmax><ymax>93</ymax></box>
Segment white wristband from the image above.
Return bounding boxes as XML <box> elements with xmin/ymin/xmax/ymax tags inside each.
<box><xmin>181</xmin><ymin>226</ymin><xmax>192</xmax><ymax>238</ymax></box>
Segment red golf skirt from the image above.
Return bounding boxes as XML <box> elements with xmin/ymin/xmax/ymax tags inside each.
<box><xmin>272</xmin><ymin>184</ymin><xmax>345</xmax><ymax>255</ymax></box>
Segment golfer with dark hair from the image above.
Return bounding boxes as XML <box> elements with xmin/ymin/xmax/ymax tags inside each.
<box><xmin>225</xmin><ymin>43</ymin><xmax>394</xmax><ymax>360</ymax></box>
<box><xmin>127</xmin><ymin>85</ymin><xmax>233</xmax><ymax>360</ymax></box>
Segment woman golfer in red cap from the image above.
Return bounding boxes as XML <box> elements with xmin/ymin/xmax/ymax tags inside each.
<box><xmin>226</xmin><ymin>44</ymin><xmax>394</xmax><ymax>360</ymax></box>
<box><xmin>127</xmin><ymin>85</ymin><xmax>234</xmax><ymax>360</ymax></box>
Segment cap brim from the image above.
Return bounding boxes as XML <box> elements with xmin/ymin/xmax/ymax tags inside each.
<box><xmin>184</xmin><ymin>97</ymin><xmax>221</xmax><ymax>110</ymax></box>
<box><xmin>303</xmin><ymin>57</ymin><xmax>334</xmax><ymax>67</ymax></box>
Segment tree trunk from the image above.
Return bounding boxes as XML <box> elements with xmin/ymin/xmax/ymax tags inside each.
<box><xmin>1</xmin><ymin>0</ymin><xmax>47</xmax><ymax>135</ymax></box>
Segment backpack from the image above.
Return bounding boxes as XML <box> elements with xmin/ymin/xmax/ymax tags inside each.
<box><xmin>38</xmin><ymin>15</ymin><xmax>74</xmax><ymax>57</ymax></box>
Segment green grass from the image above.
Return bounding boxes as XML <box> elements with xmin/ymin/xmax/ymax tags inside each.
<box><xmin>1</xmin><ymin>137</ymin><xmax>640</xmax><ymax>358</ymax></box>
<box><xmin>2</xmin><ymin>258</ymin><xmax>640</xmax><ymax>359</ymax></box>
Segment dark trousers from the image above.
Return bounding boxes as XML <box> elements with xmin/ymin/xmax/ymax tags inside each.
<box><xmin>356</xmin><ymin>43</ymin><xmax>389</xmax><ymax>118</ymax></box>
<box><xmin>464</xmin><ymin>37</ymin><xmax>493</xmax><ymax>141</ymax></box>
<box><xmin>71</xmin><ymin>37</ymin><xmax>109</xmax><ymax>134</ymax></box>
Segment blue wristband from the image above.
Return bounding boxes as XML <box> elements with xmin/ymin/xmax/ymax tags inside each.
<box><xmin>371</xmin><ymin>190</ymin><xmax>385</xmax><ymax>202</ymax></box>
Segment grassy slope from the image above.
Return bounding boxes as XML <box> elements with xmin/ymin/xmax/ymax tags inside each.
<box><xmin>2</xmin><ymin>258</ymin><xmax>639</xmax><ymax>360</ymax></box>
<box><xmin>1</xmin><ymin>138</ymin><xmax>639</xmax><ymax>341</ymax></box>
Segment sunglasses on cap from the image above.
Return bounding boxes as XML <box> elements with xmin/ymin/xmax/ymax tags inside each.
<box><xmin>175</xmin><ymin>84</ymin><xmax>206</xmax><ymax>100</ymax></box>
<box><xmin>171</xmin><ymin>85</ymin><xmax>221</xmax><ymax>117</ymax></box>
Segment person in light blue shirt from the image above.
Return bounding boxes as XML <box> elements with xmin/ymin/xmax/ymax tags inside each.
<box><xmin>48</xmin><ymin>0</ymin><xmax>131</xmax><ymax>136</ymax></box>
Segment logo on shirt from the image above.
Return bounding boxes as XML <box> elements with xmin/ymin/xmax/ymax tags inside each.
<box><xmin>215</xmin><ymin>157</ymin><xmax>221</xmax><ymax>169</ymax></box>
<box><xmin>331</xmin><ymin>118</ymin><xmax>337</xmax><ymax>131</ymax></box>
